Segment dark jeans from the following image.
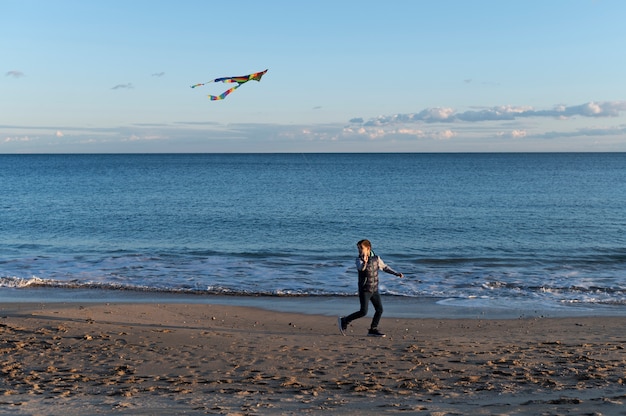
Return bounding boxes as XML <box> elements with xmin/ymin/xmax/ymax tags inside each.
<box><xmin>344</xmin><ymin>290</ymin><xmax>383</xmax><ymax>329</ymax></box>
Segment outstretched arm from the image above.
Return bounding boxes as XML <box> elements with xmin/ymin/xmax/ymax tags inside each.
<box><xmin>383</xmin><ymin>266</ymin><xmax>403</xmax><ymax>278</ymax></box>
<box><xmin>379</xmin><ymin>257</ymin><xmax>403</xmax><ymax>277</ymax></box>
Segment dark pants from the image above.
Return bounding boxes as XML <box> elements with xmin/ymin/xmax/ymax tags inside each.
<box><xmin>344</xmin><ymin>290</ymin><xmax>383</xmax><ymax>329</ymax></box>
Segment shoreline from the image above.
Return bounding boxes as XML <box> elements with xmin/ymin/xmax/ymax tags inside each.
<box><xmin>0</xmin><ymin>301</ymin><xmax>624</xmax><ymax>415</ymax></box>
<box><xmin>1</xmin><ymin>287</ymin><xmax>625</xmax><ymax>319</ymax></box>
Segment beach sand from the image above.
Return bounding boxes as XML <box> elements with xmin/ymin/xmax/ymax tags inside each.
<box><xmin>0</xmin><ymin>302</ymin><xmax>624</xmax><ymax>415</ymax></box>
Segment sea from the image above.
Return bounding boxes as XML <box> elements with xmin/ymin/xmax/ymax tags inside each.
<box><xmin>1</xmin><ymin>153</ymin><xmax>625</xmax><ymax>316</ymax></box>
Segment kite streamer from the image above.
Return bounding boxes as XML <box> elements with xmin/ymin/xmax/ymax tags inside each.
<box><xmin>191</xmin><ymin>69</ymin><xmax>268</xmax><ymax>100</ymax></box>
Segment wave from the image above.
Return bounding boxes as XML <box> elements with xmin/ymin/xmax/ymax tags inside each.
<box><xmin>0</xmin><ymin>276</ymin><xmax>347</xmax><ymax>297</ymax></box>
<box><xmin>1</xmin><ymin>275</ymin><xmax>624</xmax><ymax>306</ymax></box>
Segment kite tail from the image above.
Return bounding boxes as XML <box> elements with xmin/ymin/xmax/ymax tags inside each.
<box><xmin>208</xmin><ymin>84</ymin><xmax>242</xmax><ymax>101</ymax></box>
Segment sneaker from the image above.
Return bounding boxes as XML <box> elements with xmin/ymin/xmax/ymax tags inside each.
<box><xmin>367</xmin><ymin>328</ymin><xmax>386</xmax><ymax>337</ymax></box>
<box><xmin>337</xmin><ymin>317</ymin><xmax>347</xmax><ymax>336</ymax></box>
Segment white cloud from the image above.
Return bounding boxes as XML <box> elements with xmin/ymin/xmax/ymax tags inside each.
<box><xmin>417</xmin><ymin>107</ymin><xmax>456</xmax><ymax>122</ymax></box>
<box><xmin>562</xmin><ymin>101</ymin><xmax>626</xmax><ymax>117</ymax></box>
<box><xmin>340</xmin><ymin>124</ymin><xmax>457</xmax><ymax>142</ymax></box>
<box><xmin>434</xmin><ymin>129</ymin><xmax>457</xmax><ymax>140</ymax></box>
<box><xmin>122</xmin><ymin>134</ymin><xmax>166</xmax><ymax>142</ymax></box>
<box><xmin>396</xmin><ymin>128</ymin><xmax>425</xmax><ymax>136</ymax></box>
<box><xmin>4</xmin><ymin>136</ymin><xmax>31</xmax><ymax>142</ymax></box>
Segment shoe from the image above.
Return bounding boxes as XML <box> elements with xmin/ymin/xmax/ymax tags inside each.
<box><xmin>338</xmin><ymin>317</ymin><xmax>347</xmax><ymax>336</ymax></box>
<box><xmin>367</xmin><ymin>328</ymin><xmax>386</xmax><ymax>337</ymax></box>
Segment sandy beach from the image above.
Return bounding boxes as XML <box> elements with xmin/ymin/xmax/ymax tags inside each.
<box><xmin>0</xmin><ymin>301</ymin><xmax>624</xmax><ymax>415</ymax></box>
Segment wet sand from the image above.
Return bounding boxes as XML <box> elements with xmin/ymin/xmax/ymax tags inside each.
<box><xmin>0</xmin><ymin>302</ymin><xmax>624</xmax><ymax>415</ymax></box>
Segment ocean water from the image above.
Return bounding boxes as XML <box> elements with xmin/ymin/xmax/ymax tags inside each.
<box><xmin>1</xmin><ymin>153</ymin><xmax>625</xmax><ymax>311</ymax></box>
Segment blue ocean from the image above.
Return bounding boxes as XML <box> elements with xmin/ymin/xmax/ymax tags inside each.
<box><xmin>1</xmin><ymin>153</ymin><xmax>625</xmax><ymax>314</ymax></box>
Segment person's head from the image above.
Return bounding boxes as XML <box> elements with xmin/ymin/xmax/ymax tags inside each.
<box><xmin>357</xmin><ymin>239</ymin><xmax>371</xmax><ymax>256</ymax></box>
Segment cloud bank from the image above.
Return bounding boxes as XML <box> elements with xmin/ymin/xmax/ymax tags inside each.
<box><xmin>3</xmin><ymin>101</ymin><xmax>626</xmax><ymax>152</ymax></box>
<box><xmin>353</xmin><ymin>101</ymin><xmax>626</xmax><ymax>127</ymax></box>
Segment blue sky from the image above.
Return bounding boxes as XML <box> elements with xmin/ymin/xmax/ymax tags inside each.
<box><xmin>2</xmin><ymin>0</ymin><xmax>626</xmax><ymax>153</ymax></box>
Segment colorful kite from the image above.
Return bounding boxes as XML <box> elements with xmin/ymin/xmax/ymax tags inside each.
<box><xmin>191</xmin><ymin>69</ymin><xmax>268</xmax><ymax>100</ymax></box>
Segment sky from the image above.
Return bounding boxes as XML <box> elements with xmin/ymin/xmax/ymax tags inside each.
<box><xmin>2</xmin><ymin>0</ymin><xmax>626</xmax><ymax>153</ymax></box>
